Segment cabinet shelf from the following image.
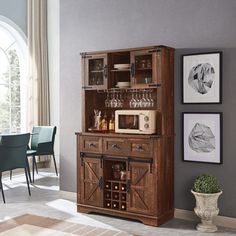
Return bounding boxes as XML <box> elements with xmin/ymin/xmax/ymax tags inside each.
<box><xmin>90</xmin><ymin>70</ymin><xmax>103</xmax><ymax>73</ymax></box>
<box><xmin>111</xmin><ymin>69</ymin><xmax>130</xmax><ymax>72</ymax></box>
<box><xmin>96</xmin><ymin>85</ymin><xmax>160</xmax><ymax>93</ymax></box>
<box><xmin>136</xmin><ymin>68</ymin><xmax>152</xmax><ymax>71</ymax></box>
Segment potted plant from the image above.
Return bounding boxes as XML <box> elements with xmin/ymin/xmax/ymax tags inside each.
<box><xmin>191</xmin><ymin>174</ymin><xmax>222</xmax><ymax>233</ymax></box>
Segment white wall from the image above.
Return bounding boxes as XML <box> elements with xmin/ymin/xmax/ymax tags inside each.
<box><xmin>48</xmin><ymin>0</ymin><xmax>60</xmax><ymax>166</ymax></box>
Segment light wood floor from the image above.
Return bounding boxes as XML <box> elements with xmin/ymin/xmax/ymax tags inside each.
<box><xmin>0</xmin><ymin>169</ymin><xmax>236</xmax><ymax>236</ymax></box>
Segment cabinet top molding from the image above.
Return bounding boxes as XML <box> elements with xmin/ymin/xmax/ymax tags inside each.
<box><xmin>80</xmin><ymin>45</ymin><xmax>174</xmax><ymax>56</ymax></box>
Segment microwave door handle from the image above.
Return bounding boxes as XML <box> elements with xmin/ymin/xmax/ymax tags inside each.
<box><xmin>139</xmin><ymin>113</ymin><xmax>145</xmax><ymax>131</ymax></box>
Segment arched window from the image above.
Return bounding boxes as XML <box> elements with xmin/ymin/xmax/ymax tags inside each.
<box><xmin>0</xmin><ymin>16</ymin><xmax>27</xmax><ymax>133</ymax></box>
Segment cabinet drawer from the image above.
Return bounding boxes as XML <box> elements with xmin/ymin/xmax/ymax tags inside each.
<box><xmin>80</xmin><ymin>136</ymin><xmax>102</xmax><ymax>153</ymax></box>
<box><xmin>103</xmin><ymin>138</ymin><xmax>129</xmax><ymax>156</ymax></box>
<box><xmin>130</xmin><ymin>139</ymin><xmax>153</xmax><ymax>158</ymax></box>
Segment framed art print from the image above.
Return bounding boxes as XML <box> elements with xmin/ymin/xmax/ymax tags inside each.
<box><xmin>183</xmin><ymin>112</ymin><xmax>222</xmax><ymax>164</ymax></box>
<box><xmin>182</xmin><ymin>52</ymin><xmax>222</xmax><ymax>104</ymax></box>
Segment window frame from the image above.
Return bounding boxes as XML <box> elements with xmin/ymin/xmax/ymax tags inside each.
<box><xmin>0</xmin><ymin>15</ymin><xmax>27</xmax><ymax>133</ymax></box>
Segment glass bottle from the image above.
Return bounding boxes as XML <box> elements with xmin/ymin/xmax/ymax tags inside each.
<box><xmin>101</xmin><ymin>112</ymin><xmax>108</xmax><ymax>131</ymax></box>
<box><xmin>109</xmin><ymin>113</ymin><xmax>115</xmax><ymax>131</ymax></box>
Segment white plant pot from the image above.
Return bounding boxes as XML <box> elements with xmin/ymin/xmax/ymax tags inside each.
<box><xmin>191</xmin><ymin>190</ymin><xmax>222</xmax><ymax>233</ymax></box>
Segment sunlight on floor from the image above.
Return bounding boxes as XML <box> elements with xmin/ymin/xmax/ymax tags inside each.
<box><xmin>46</xmin><ymin>199</ymin><xmax>118</xmax><ymax>230</ymax></box>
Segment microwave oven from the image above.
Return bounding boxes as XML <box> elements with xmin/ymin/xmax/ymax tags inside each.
<box><xmin>115</xmin><ymin>110</ymin><xmax>156</xmax><ymax>134</ymax></box>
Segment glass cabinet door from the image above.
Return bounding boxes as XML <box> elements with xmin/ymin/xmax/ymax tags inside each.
<box><xmin>84</xmin><ymin>54</ymin><xmax>108</xmax><ymax>90</ymax></box>
<box><xmin>130</xmin><ymin>49</ymin><xmax>161</xmax><ymax>87</ymax></box>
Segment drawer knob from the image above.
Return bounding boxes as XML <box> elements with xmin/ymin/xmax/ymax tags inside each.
<box><xmin>112</xmin><ymin>144</ymin><xmax>120</xmax><ymax>149</ymax></box>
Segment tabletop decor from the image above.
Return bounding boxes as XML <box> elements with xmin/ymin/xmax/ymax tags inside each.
<box><xmin>182</xmin><ymin>52</ymin><xmax>222</xmax><ymax>104</ymax></box>
<box><xmin>182</xmin><ymin>112</ymin><xmax>222</xmax><ymax>164</ymax></box>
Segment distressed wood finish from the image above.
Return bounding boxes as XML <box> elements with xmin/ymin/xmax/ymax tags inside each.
<box><xmin>129</xmin><ymin>139</ymin><xmax>153</xmax><ymax>158</ymax></box>
<box><xmin>80</xmin><ymin>157</ymin><xmax>103</xmax><ymax>207</ymax></box>
<box><xmin>76</xmin><ymin>45</ymin><xmax>174</xmax><ymax>226</ymax></box>
<box><xmin>80</xmin><ymin>136</ymin><xmax>102</xmax><ymax>154</ymax></box>
<box><xmin>103</xmin><ymin>138</ymin><xmax>129</xmax><ymax>156</ymax></box>
<box><xmin>127</xmin><ymin>162</ymin><xmax>155</xmax><ymax>216</ymax></box>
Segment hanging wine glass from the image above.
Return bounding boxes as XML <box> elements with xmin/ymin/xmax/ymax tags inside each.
<box><xmin>105</xmin><ymin>91</ymin><xmax>110</xmax><ymax>108</ymax></box>
<box><xmin>129</xmin><ymin>91</ymin><xmax>136</xmax><ymax>108</ymax></box>
<box><xmin>140</xmin><ymin>91</ymin><xmax>147</xmax><ymax>108</ymax></box>
<box><xmin>116</xmin><ymin>92</ymin><xmax>121</xmax><ymax>108</ymax></box>
<box><xmin>120</xmin><ymin>93</ymin><xmax>125</xmax><ymax>107</ymax></box>
<box><xmin>118</xmin><ymin>92</ymin><xmax>123</xmax><ymax>108</ymax></box>
<box><xmin>149</xmin><ymin>91</ymin><xmax>154</xmax><ymax>107</ymax></box>
<box><xmin>134</xmin><ymin>91</ymin><xmax>140</xmax><ymax>108</ymax></box>
<box><xmin>110</xmin><ymin>91</ymin><xmax>115</xmax><ymax>108</ymax></box>
<box><xmin>145</xmin><ymin>91</ymin><xmax>151</xmax><ymax>107</ymax></box>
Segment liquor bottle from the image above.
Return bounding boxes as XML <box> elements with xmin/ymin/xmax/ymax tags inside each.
<box><xmin>109</xmin><ymin>113</ymin><xmax>115</xmax><ymax>131</ymax></box>
<box><xmin>101</xmin><ymin>112</ymin><xmax>108</xmax><ymax>131</ymax></box>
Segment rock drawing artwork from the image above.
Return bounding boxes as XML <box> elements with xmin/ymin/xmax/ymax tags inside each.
<box><xmin>188</xmin><ymin>63</ymin><xmax>215</xmax><ymax>95</ymax></box>
<box><xmin>189</xmin><ymin>123</ymin><xmax>215</xmax><ymax>153</ymax></box>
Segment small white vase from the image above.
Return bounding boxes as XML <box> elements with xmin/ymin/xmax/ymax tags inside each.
<box><xmin>191</xmin><ymin>190</ymin><xmax>222</xmax><ymax>233</ymax></box>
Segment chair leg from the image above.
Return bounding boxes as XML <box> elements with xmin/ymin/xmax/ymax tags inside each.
<box><xmin>0</xmin><ymin>173</ymin><xmax>5</xmax><ymax>203</ymax></box>
<box><xmin>34</xmin><ymin>157</ymin><xmax>38</xmax><ymax>174</ymax></box>
<box><xmin>32</xmin><ymin>156</ymin><xmax>35</xmax><ymax>183</ymax></box>
<box><xmin>10</xmin><ymin>170</ymin><xmax>12</xmax><ymax>180</ymax></box>
<box><xmin>52</xmin><ymin>154</ymin><xmax>58</xmax><ymax>176</ymax></box>
<box><xmin>24</xmin><ymin>168</ymin><xmax>31</xmax><ymax>196</ymax></box>
<box><xmin>26</xmin><ymin>157</ymin><xmax>32</xmax><ymax>184</ymax></box>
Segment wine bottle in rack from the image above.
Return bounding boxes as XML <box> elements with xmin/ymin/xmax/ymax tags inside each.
<box><xmin>121</xmin><ymin>203</ymin><xmax>126</xmax><ymax>211</ymax></box>
<box><xmin>121</xmin><ymin>184</ymin><xmax>126</xmax><ymax>191</ymax></box>
<box><xmin>113</xmin><ymin>183</ymin><xmax>119</xmax><ymax>190</ymax></box>
<box><xmin>113</xmin><ymin>193</ymin><xmax>119</xmax><ymax>200</ymax></box>
<box><xmin>112</xmin><ymin>202</ymin><xmax>119</xmax><ymax>209</ymax></box>
<box><xmin>106</xmin><ymin>192</ymin><xmax>111</xmax><ymax>199</ymax></box>
<box><xmin>105</xmin><ymin>182</ymin><xmax>111</xmax><ymax>189</ymax></box>
<box><xmin>121</xmin><ymin>193</ymin><xmax>126</xmax><ymax>201</ymax></box>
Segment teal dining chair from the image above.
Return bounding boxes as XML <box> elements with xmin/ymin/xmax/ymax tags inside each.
<box><xmin>27</xmin><ymin>126</ymin><xmax>57</xmax><ymax>182</ymax></box>
<box><xmin>0</xmin><ymin>133</ymin><xmax>31</xmax><ymax>203</ymax></box>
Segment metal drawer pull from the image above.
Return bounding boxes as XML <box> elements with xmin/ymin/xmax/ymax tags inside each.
<box><xmin>99</xmin><ymin>176</ymin><xmax>103</xmax><ymax>190</ymax></box>
<box><xmin>111</xmin><ymin>144</ymin><xmax>120</xmax><ymax>149</ymax></box>
<box><xmin>136</xmin><ymin>145</ymin><xmax>143</xmax><ymax>151</ymax></box>
<box><xmin>88</xmin><ymin>143</ymin><xmax>95</xmax><ymax>148</ymax></box>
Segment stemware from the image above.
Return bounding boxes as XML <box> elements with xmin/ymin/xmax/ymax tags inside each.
<box><xmin>149</xmin><ymin>92</ymin><xmax>154</xmax><ymax>107</ymax></box>
<box><xmin>140</xmin><ymin>91</ymin><xmax>147</xmax><ymax>108</ymax></box>
<box><xmin>134</xmin><ymin>91</ymin><xmax>140</xmax><ymax>108</ymax></box>
<box><xmin>129</xmin><ymin>91</ymin><xmax>136</xmax><ymax>108</ymax></box>
<box><xmin>117</xmin><ymin>92</ymin><xmax>123</xmax><ymax>108</ymax></box>
<box><xmin>105</xmin><ymin>91</ymin><xmax>110</xmax><ymax>108</ymax></box>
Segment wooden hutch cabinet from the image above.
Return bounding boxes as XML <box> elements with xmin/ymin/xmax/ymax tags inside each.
<box><xmin>76</xmin><ymin>45</ymin><xmax>174</xmax><ymax>226</ymax></box>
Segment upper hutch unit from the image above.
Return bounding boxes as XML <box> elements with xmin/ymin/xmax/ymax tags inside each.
<box><xmin>76</xmin><ymin>45</ymin><xmax>174</xmax><ymax>226</ymax></box>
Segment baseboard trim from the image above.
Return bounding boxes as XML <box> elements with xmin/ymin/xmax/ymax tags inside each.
<box><xmin>60</xmin><ymin>191</ymin><xmax>76</xmax><ymax>202</ymax></box>
<box><xmin>175</xmin><ymin>208</ymin><xmax>236</xmax><ymax>229</ymax></box>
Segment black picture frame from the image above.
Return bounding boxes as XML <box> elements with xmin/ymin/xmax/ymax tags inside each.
<box><xmin>182</xmin><ymin>52</ymin><xmax>222</xmax><ymax>104</ymax></box>
<box><xmin>182</xmin><ymin>112</ymin><xmax>223</xmax><ymax>164</ymax></box>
